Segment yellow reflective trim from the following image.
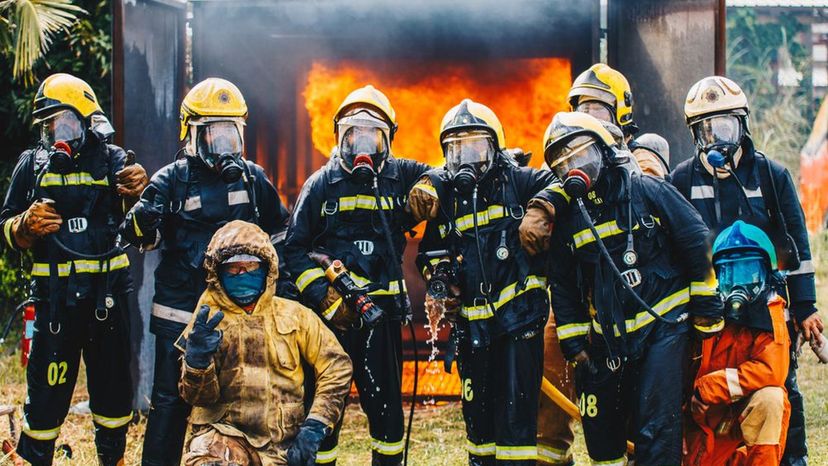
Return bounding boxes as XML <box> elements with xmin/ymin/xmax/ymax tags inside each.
<box><xmin>296</xmin><ymin>267</ymin><xmax>325</xmax><ymax>292</ymax></box>
<box><xmin>322</xmin><ymin>298</ymin><xmax>343</xmax><ymax>320</ymax></box>
<box><xmin>496</xmin><ymin>445</ymin><xmax>538</xmax><ymax>461</ymax></box>
<box><xmin>31</xmin><ymin>253</ymin><xmax>131</xmax><ymax>277</ymax></box>
<box><xmin>694</xmin><ymin>318</ymin><xmax>725</xmax><ymax>334</ymax></box>
<box><xmin>371</xmin><ymin>438</ymin><xmax>404</xmax><ymax>455</ymax></box>
<box><xmin>23</xmin><ymin>422</ymin><xmax>61</xmax><ymax>441</ymax></box>
<box><xmin>132</xmin><ymin>215</ymin><xmax>143</xmax><ymax>239</ymax></box>
<box><xmin>690</xmin><ymin>279</ymin><xmax>718</xmax><ymax>297</ymax></box>
<box><xmin>556</xmin><ymin>322</ymin><xmax>591</xmax><ymax>340</ymax></box>
<box><xmin>591</xmin><ymin>456</ymin><xmax>628</xmax><ymax>466</ymax></box>
<box><xmin>316</xmin><ymin>446</ymin><xmax>338</xmax><ymax>464</ymax></box>
<box><xmin>466</xmin><ymin>440</ymin><xmax>496</xmax><ymax>456</ymax></box>
<box><xmin>592</xmin><ymin>287</ymin><xmax>690</xmax><ymax>335</ymax></box>
<box><xmin>3</xmin><ymin>217</ymin><xmax>16</xmax><ymax>249</ymax></box>
<box><xmin>461</xmin><ymin>275</ymin><xmax>547</xmax><ymax>321</ymax></box>
<box><xmin>544</xmin><ymin>182</ymin><xmax>571</xmax><ymax>203</ymax></box>
<box><xmin>455</xmin><ymin>205</ymin><xmax>506</xmax><ymax>233</ymax></box>
<box><xmin>349</xmin><ymin>272</ymin><xmax>406</xmax><ymax>295</ymax></box>
<box><xmin>39</xmin><ymin>172</ymin><xmax>109</xmax><ymax>187</ymax></box>
<box><xmin>413</xmin><ymin>182</ymin><xmax>437</xmax><ymax>197</ymax></box>
<box><xmin>323</xmin><ymin>195</ymin><xmax>396</xmax><ymax>215</ymax></box>
<box><xmin>573</xmin><ymin>217</ymin><xmax>662</xmax><ymax>249</ymax></box>
<box><xmin>537</xmin><ymin>443</ymin><xmax>572</xmax><ymax>463</ymax></box>
<box><xmin>92</xmin><ymin>412</ymin><xmax>132</xmax><ymax>429</ymax></box>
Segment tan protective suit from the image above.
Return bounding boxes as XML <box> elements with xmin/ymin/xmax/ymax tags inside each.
<box><xmin>177</xmin><ymin>220</ymin><xmax>353</xmax><ymax>465</ymax></box>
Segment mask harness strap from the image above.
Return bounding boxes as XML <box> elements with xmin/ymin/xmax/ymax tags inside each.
<box><xmin>370</xmin><ymin>174</ymin><xmax>416</xmax><ymax>466</ymax></box>
<box><xmin>241</xmin><ymin>161</ymin><xmax>260</xmax><ymax>225</ymax></box>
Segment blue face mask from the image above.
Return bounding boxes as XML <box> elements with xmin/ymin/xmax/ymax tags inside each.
<box><xmin>220</xmin><ymin>266</ymin><xmax>267</xmax><ymax>305</ymax></box>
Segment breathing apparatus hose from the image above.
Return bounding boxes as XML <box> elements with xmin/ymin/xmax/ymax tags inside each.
<box><xmin>471</xmin><ymin>185</ymin><xmax>498</xmax><ymax>318</ymax></box>
<box><xmin>371</xmin><ymin>176</ymin><xmax>417</xmax><ymax>466</ymax></box>
<box><xmin>575</xmin><ymin>197</ymin><xmax>687</xmax><ymax>325</ymax></box>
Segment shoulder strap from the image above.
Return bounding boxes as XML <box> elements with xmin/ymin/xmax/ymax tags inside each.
<box><xmin>672</xmin><ymin>159</ymin><xmax>693</xmax><ymax>201</ymax></box>
<box><xmin>169</xmin><ymin>158</ymin><xmax>190</xmax><ymax>214</ymax></box>
<box><xmin>755</xmin><ymin>151</ymin><xmax>789</xmax><ymax>236</ymax></box>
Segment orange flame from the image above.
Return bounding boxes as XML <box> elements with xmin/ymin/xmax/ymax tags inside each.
<box><xmin>303</xmin><ymin>58</ymin><xmax>572</xmax><ymax>168</ymax></box>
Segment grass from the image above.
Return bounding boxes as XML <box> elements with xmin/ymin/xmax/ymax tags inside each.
<box><xmin>1</xmin><ymin>233</ymin><xmax>827</xmax><ymax>465</ymax></box>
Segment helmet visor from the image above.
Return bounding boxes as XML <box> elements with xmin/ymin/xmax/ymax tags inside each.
<box><xmin>443</xmin><ymin>130</ymin><xmax>495</xmax><ymax>176</ymax></box>
<box><xmin>575</xmin><ymin>101</ymin><xmax>614</xmax><ymax>124</ymax></box>
<box><xmin>692</xmin><ymin>115</ymin><xmax>741</xmax><ymax>147</ymax></box>
<box><xmin>337</xmin><ymin>110</ymin><xmax>390</xmax><ymax>168</ymax></box>
<box><xmin>547</xmin><ymin>135</ymin><xmax>604</xmax><ymax>182</ymax></box>
<box><xmin>41</xmin><ymin>110</ymin><xmax>84</xmax><ymax>147</ymax></box>
<box><xmin>195</xmin><ymin>121</ymin><xmax>243</xmax><ymax>166</ymax></box>
<box><xmin>716</xmin><ymin>252</ymin><xmax>767</xmax><ymax>299</ymax></box>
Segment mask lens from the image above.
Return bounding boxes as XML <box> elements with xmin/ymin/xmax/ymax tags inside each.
<box><xmin>716</xmin><ymin>253</ymin><xmax>766</xmax><ymax>298</ymax></box>
<box><xmin>42</xmin><ymin>110</ymin><xmax>84</xmax><ymax>147</ymax></box>
<box><xmin>575</xmin><ymin>101</ymin><xmax>614</xmax><ymax>123</ymax></box>
<box><xmin>337</xmin><ymin>110</ymin><xmax>390</xmax><ymax>169</ymax></box>
<box><xmin>693</xmin><ymin>115</ymin><xmax>741</xmax><ymax>147</ymax></box>
<box><xmin>196</xmin><ymin>122</ymin><xmax>243</xmax><ymax>164</ymax></box>
<box><xmin>548</xmin><ymin>136</ymin><xmax>603</xmax><ymax>182</ymax></box>
<box><xmin>443</xmin><ymin>131</ymin><xmax>494</xmax><ymax>176</ymax></box>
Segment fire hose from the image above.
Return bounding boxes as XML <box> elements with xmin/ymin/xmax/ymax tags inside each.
<box><xmin>540</xmin><ymin>376</ymin><xmax>635</xmax><ymax>455</ymax></box>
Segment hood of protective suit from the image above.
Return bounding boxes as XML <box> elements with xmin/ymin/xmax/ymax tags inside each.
<box><xmin>203</xmin><ymin>220</ymin><xmax>278</xmax><ymax>314</ymax></box>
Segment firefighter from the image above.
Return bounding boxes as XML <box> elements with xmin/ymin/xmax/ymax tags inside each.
<box><xmin>118</xmin><ymin>77</ymin><xmax>290</xmax><ymax>466</ymax></box>
<box><xmin>567</xmin><ymin>63</ymin><xmax>638</xmax><ymax>142</ymax></box>
<box><xmin>630</xmin><ymin>133</ymin><xmax>670</xmax><ymax>179</ymax></box>
<box><xmin>672</xmin><ymin>76</ymin><xmax>821</xmax><ymax>466</ymax></box>
<box><xmin>0</xmin><ymin>73</ymin><xmax>148</xmax><ymax>466</ymax></box>
<box><xmin>176</xmin><ymin>220</ymin><xmax>352</xmax><ymax>466</ymax></box>
<box><xmin>518</xmin><ymin>112</ymin><xmax>724</xmax><ymax>465</ymax></box>
<box><xmin>685</xmin><ymin>220</ymin><xmax>791</xmax><ymax>466</ymax></box>
<box><xmin>283</xmin><ymin>85</ymin><xmax>430</xmax><ymax>466</ymax></box>
<box><xmin>409</xmin><ymin>99</ymin><xmax>556</xmax><ymax>465</ymax></box>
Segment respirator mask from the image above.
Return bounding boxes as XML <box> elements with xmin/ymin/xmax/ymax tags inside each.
<box><xmin>715</xmin><ymin>250</ymin><xmax>768</xmax><ymax>321</ymax></box>
<box><xmin>337</xmin><ymin>109</ymin><xmax>390</xmax><ymax>185</ymax></box>
<box><xmin>41</xmin><ymin>110</ymin><xmax>87</xmax><ymax>174</ymax></box>
<box><xmin>548</xmin><ymin>135</ymin><xmax>605</xmax><ymax>199</ymax></box>
<box><xmin>194</xmin><ymin>120</ymin><xmax>245</xmax><ymax>183</ymax></box>
<box><xmin>693</xmin><ymin>114</ymin><xmax>743</xmax><ymax>164</ymax></box>
<box><xmin>443</xmin><ymin>130</ymin><xmax>495</xmax><ymax>195</ymax></box>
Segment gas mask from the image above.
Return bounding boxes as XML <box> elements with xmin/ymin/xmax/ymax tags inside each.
<box><xmin>548</xmin><ymin>135</ymin><xmax>605</xmax><ymax>199</ymax></box>
<box><xmin>41</xmin><ymin>110</ymin><xmax>87</xmax><ymax>174</ymax></box>
<box><xmin>193</xmin><ymin>121</ymin><xmax>245</xmax><ymax>183</ymax></box>
<box><xmin>443</xmin><ymin>130</ymin><xmax>495</xmax><ymax>195</ymax></box>
<box><xmin>575</xmin><ymin>100</ymin><xmax>615</xmax><ymax>125</ymax></box>
<box><xmin>337</xmin><ymin>109</ymin><xmax>390</xmax><ymax>185</ymax></box>
<box><xmin>715</xmin><ymin>250</ymin><xmax>768</xmax><ymax>322</ymax></box>
<box><xmin>693</xmin><ymin>114</ymin><xmax>743</xmax><ymax>164</ymax></box>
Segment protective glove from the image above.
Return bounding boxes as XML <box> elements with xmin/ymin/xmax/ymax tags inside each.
<box><xmin>185</xmin><ymin>305</ymin><xmax>224</xmax><ymax>369</ymax></box>
<box><xmin>406</xmin><ymin>176</ymin><xmax>440</xmax><ymax>222</ymax></box>
<box><xmin>116</xmin><ymin>163</ymin><xmax>149</xmax><ymax>198</ymax></box>
<box><xmin>424</xmin><ymin>294</ymin><xmax>462</xmax><ymax>324</ymax></box>
<box><xmin>132</xmin><ymin>200</ymin><xmax>164</xmax><ymax>233</ymax></box>
<box><xmin>570</xmin><ymin>350</ymin><xmax>597</xmax><ymax>375</ymax></box>
<box><xmin>519</xmin><ymin>205</ymin><xmax>554</xmax><ymax>256</ymax></box>
<box><xmin>321</xmin><ymin>286</ymin><xmax>359</xmax><ymax>331</ymax></box>
<box><xmin>12</xmin><ymin>199</ymin><xmax>63</xmax><ymax>248</ymax></box>
<box><xmin>287</xmin><ymin>418</ymin><xmax>330</xmax><ymax>466</ymax></box>
<box><xmin>690</xmin><ymin>388</ymin><xmax>709</xmax><ymax>425</ymax></box>
<box><xmin>797</xmin><ymin>308</ymin><xmax>824</xmax><ymax>341</ymax></box>
<box><xmin>692</xmin><ymin>315</ymin><xmax>724</xmax><ymax>340</ymax></box>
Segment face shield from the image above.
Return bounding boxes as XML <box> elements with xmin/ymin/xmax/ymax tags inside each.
<box><xmin>716</xmin><ymin>251</ymin><xmax>768</xmax><ymax>305</ymax></box>
<box><xmin>41</xmin><ymin>109</ymin><xmax>86</xmax><ymax>151</ymax></box>
<box><xmin>575</xmin><ymin>100</ymin><xmax>614</xmax><ymax>124</ymax></box>
<box><xmin>194</xmin><ymin>121</ymin><xmax>244</xmax><ymax>168</ymax></box>
<box><xmin>443</xmin><ymin>130</ymin><xmax>495</xmax><ymax>177</ymax></box>
<box><xmin>692</xmin><ymin>114</ymin><xmax>742</xmax><ymax>150</ymax></box>
<box><xmin>337</xmin><ymin>109</ymin><xmax>390</xmax><ymax>173</ymax></box>
<box><xmin>548</xmin><ymin>135</ymin><xmax>604</xmax><ymax>187</ymax></box>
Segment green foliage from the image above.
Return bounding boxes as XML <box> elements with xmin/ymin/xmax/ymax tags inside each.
<box><xmin>0</xmin><ymin>0</ymin><xmax>110</xmax><ymax>321</ymax></box>
<box><xmin>726</xmin><ymin>7</ymin><xmax>814</xmax><ymax>178</ymax></box>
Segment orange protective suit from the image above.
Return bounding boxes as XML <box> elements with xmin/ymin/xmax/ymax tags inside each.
<box><xmin>684</xmin><ymin>295</ymin><xmax>791</xmax><ymax>466</ymax></box>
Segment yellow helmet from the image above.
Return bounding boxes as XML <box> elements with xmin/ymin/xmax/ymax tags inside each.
<box><xmin>542</xmin><ymin>111</ymin><xmax>616</xmax><ymax>166</ymax></box>
<box><xmin>179</xmin><ymin>78</ymin><xmax>248</xmax><ymax>141</ymax></box>
<box><xmin>334</xmin><ymin>85</ymin><xmax>398</xmax><ymax>139</ymax></box>
<box><xmin>440</xmin><ymin>99</ymin><xmax>506</xmax><ymax>150</ymax></box>
<box><xmin>684</xmin><ymin>76</ymin><xmax>748</xmax><ymax>124</ymax></box>
<box><xmin>33</xmin><ymin>73</ymin><xmax>103</xmax><ymax>123</ymax></box>
<box><xmin>568</xmin><ymin>64</ymin><xmax>636</xmax><ymax>133</ymax></box>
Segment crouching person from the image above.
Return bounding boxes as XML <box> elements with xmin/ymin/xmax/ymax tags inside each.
<box><xmin>686</xmin><ymin>220</ymin><xmax>791</xmax><ymax>466</ymax></box>
<box><xmin>176</xmin><ymin>220</ymin><xmax>353</xmax><ymax>465</ymax></box>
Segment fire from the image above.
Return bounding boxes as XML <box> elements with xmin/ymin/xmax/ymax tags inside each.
<box><xmin>303</xmin><ymin>58</ymin><xmax>572</xmax><ymax>168</ymax></box>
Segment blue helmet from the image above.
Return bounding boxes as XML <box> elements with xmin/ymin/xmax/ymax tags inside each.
<box><xmin>713</xmin><ymin>220</ymin><xmax>777</xmax><ymax>271</ymax></box>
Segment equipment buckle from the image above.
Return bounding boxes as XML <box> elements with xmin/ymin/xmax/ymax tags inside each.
<box><xmin>620</xmin><ymin>268</ymin><xmax>642</xmax><ymax>288</ymax></box>
<box><xmin>473</xmin><ymin>297</ymin><xmax>489</xmax><ymax>309</ymax></box>
<box><xmin>607</xmin><ymin>356</ymin><xmax>622</xmax><ymax>372</ymax></box>
<box><xmin>66</xmin><ymin>217</ymin><xmax>88</xmax><ymax>233</ymax></box>
<box><xmin>641</xmin><ymin>215</ymin><xmax>656</xmax><ymax>229</ymax></box>
<box><xmin>323</xmin><ymin>200</ymin><xmax>339</xmax><ymax>216</ymax></box>
<box><xmin>509</xmin><ymin>205</ymin><xmax>525</xmax><ymax>220</ymax></box>
<box><xmin>49</xmin><ymin>322</ymin><xmax>61</xmax><ymax>335</ymax></box>
<box><xmin>95</xmin><ymin>308</ymin><xmax>109</xmax><ymax>321</ymax></box>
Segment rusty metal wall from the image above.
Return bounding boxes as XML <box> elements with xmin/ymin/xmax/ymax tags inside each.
<box><xmin>113</xmin><ymin>0</ymin><xmax>185</xmax><ymax>409</ymax></box>
<box><xmin>608</xmin><ymin>0</ymin><xmax>725</xmax><ymax>166</ymax></box>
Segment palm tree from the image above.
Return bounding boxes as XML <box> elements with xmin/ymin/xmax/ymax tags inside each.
<box><xmin>0</xmin><ymin>0</ymin><xmax>85</xmax><ymax>85</ymax></box>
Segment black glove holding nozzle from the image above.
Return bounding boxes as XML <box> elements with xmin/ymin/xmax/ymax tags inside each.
<box><xmin>308</xmin><ymin>251</ymin><xmax>384</xmax><ymax>328</ymax></box>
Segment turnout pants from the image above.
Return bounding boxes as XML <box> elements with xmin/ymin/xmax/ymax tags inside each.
<box><xmin>782</xmin><ymin>321</ymin><xmax>807</xmax><ymax>466</ymax></box>
<box><xmin>459</xmin><ymin>331</ymin><xmax>544</xmax><ymax>466</ymax></box>
<box><xmin>142</xmin><ymin>332</ymin><xmax>193</xmax><ymax>466</ymax></box>
<box><xmin>183</xmin><ymin>427</ymin><xmax>262</xmax><ymax>466</ymax></box>
<box><xmin>317</xmin><ymin>316</ymin><xmax>404</xmax><ymax>466</ymax></box>
<box><xmin>536</xmin><ymin>313</ymin><xmax>576</xmax><ymax>466</ymax></box>
<box><xmin>576</xmin><ymin>324</ymin><xmax>687</xmax><ymax>466</ymax></box>
<box><xmin>18</xmin><ymin>298</ymin><xmax>133</xmax><ymax>466</ymax></box>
